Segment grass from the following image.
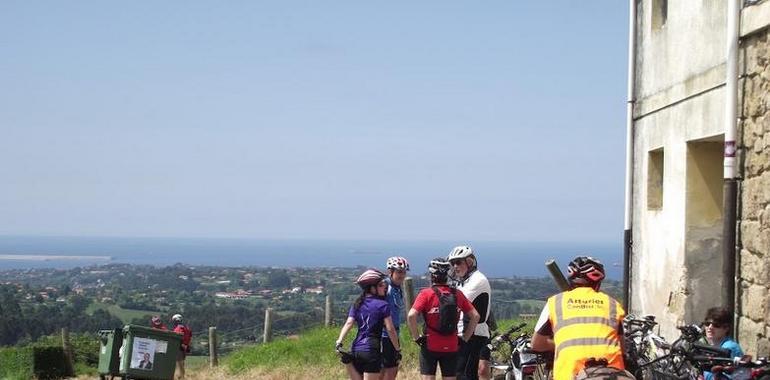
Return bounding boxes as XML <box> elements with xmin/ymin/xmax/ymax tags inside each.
<box><xmin>222</xmin><ymin>326</ymin><xmax>424</xmax><ymax>379</ymax></box>
<box><xmin>186</xmin><ymin>355</ymin><xmax>211</xmax><ymax>371</ymax></box>
<box><xmin>0</xmin><ymin>346</ymin><xmax>33</xmax><ymax>380</ymax></box>
<box><xmin>86</xmin><ymin>301</ymin><xmax>160</xmax><ymax>324</ymax></box>
<box><xmin>515</xmin><ymin>299</ymin><xmax>547</xmax><ymax>309</ymax></box>
<box><xmin>216</xmin><ymin>319</ymin><xmax>533</xmax><ymax>380</ymax></box>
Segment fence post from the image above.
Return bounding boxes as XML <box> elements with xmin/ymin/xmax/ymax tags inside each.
<box><xmin>61</xmin><ymin>327</ymin><xmax>74</xmax><ymax>376</ymax></box>
<box><xmin>404</xmin><ymin>277</ymin><xmax>415</xmax><ymax>310</ymax></box>
<box><xmin>263</xmin><ymin>308</ymin><xmax>273</xmax><ymax>343</ymax></box>
<box><xmin>325</xmin><ymin>295</ymin><xmax>333</xmax><ymax>327</ymax></box>
<box><xmin>209</xmin><ymin>326</ymin><xmax>218</xmax><ymax>367</ymax></box>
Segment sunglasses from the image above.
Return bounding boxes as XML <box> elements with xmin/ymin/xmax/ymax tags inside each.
<box><xmin>703</xmin><ymin>321</ymin><xmax>727</xmax><ymax>328</ymax></box>
<box><xmin>450</xmin><ymin>260</ymin><xmax>465</xmax><ymax>266</ymax></box>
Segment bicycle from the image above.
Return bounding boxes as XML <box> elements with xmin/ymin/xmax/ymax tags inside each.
<box><xmin>634</xmin><ymin>323</ymin><xmax>731</xmax><ymax>380</ymax></box>
<box><xmin>623</xmin><ymin>314</ymin><xmax>670</xmax><ymax>379</ymax></box>
<box><xmin>710</xmin><ymin>356</ymin><xmax>770</xmax><ymax>380</ymax></box>
<box><xmin>488</xmin><ymin>322</ymin><xmax>552</xmax><ymax>380</ymax></box>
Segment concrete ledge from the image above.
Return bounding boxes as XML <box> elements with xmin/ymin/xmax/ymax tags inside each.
<box><xmin>742</xmin><ymin>0</ymin><xmax>770</xmax><ymax>37</ymax></box>
<box><xmin>634</xmin><ymin>64</ymin><xmax>725</xmax><ymax>120</ymax></box>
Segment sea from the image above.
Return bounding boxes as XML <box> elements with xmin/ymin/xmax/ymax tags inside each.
<box><xmin>0</xmin><ymin>236</ymin><xmax>623</xmax><ymax>280</ymax></box>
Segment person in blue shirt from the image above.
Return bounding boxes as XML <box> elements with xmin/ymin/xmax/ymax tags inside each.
<box><xmin>380</xmin><ymin>256</ymin><xmax>409</xmax><ymax>380</ymax></box>
<box><xmin>703</xmin><ymin>306</ymin><xmax>744</xmax><ymax>380</ymax></box>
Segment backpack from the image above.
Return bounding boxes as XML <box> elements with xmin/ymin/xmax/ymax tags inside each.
<box><xmin>575</xmin><ymin>364</ymin><xmax>636</xmax><ymax>380</ymax></box>
<box><xmin>426</xmin><ymin>286</ymin><xmax>459</xmax><ymax>335</ymax></box>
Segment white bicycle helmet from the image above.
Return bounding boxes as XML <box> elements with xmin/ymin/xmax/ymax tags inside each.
<box><xmin>172</xmin><ymin>314</ymin><xmax>183</xmax><ymax>323</ymax></box>
<box><xmin>447</xmin><ymin>245</ymin><xmax>475</xmax><ymax>261</ymax></box>
<box><xmin>386</xmin><ymin>256</ymin><xmax>410</xmax><ymax>271</ymax></box>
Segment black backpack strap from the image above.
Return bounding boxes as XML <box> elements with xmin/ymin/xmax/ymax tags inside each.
<box><xmin>424</xmin><ymin>286</ymin><xmax>443</xmax><ymax>334</ymax></box>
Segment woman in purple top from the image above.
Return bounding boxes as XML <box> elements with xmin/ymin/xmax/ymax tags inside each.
<box><xmin>336</xmin><ymin>269</ymin><xmax>402</xmax><ymax>380</ymax></box>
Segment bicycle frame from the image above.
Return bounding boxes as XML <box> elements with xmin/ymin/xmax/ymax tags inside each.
<box><xmin>488</xmin><ymin>323</ymin><xmax>552</xmax><ymax>380</ymax></box>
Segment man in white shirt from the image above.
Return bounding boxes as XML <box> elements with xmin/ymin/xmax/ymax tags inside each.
<box><xmin>448</xmin><ymin>245</ymin><xmax>492</xmax><ymax>380</ymax></box>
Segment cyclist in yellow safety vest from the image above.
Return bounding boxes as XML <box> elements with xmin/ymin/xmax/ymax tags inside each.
<box><xmin>531</xmin><ymin>256</ymin><xmax>626</xmax><ymax>380</ymax></box>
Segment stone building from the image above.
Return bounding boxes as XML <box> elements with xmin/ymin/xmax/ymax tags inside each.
<box><xmin>626</xmin><ymin>0</ymin><xmax>770</xmax><ymax>355</ymax></box>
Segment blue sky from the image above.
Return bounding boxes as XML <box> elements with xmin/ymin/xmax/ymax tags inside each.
<box><xmin>0</xmin><ymin>1</ymin><xmax>629</xmax><ymax>242</ymax></box>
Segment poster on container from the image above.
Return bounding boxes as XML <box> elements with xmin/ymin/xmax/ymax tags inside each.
<box><xmin>130</xmin><ymin>337</ymin><xmax>157</xmax><ymax>370</ymax></box>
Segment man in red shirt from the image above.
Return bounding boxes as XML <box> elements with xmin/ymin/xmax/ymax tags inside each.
<box><xmin>150</xmin><ymin>316</ymin><xmax>167</xmax><ymax>330</ymax></box>
<box><xmin>408</xmin><ymin>258</ymin><xmax>480</xmax><ymax>380</ymax></box>
<box><xmin>171</xmin><ymin>314</ymin><xmax>192</xmax><ymax>380</ymax></box>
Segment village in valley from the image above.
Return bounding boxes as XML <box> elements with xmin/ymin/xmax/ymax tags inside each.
<box><xmin>0</xmin><ymin>263</ymin><xmax>606</xmax><ymax>351</ymax></box>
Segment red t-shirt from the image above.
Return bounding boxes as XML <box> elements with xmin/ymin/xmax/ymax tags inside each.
<box><xmin>411</xmin><ymin>284</ymin><xmax>475</xmax><ymax>353</ymax></box>
<box><xmin>173</xmin><ymin>324</ymin><xmax>193</xmax><ymax>352</ymax></box>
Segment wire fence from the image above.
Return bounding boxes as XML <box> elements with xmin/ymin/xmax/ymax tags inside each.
<box><xmin>191</xmin><ymin>311</ymin><xmax>328</xmax><ymax>357</ymax></box>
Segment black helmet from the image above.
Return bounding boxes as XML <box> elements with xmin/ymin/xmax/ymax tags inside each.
<box><xmin>567</xmin><ymin>256</ymin><xmax>605</xmax><ymax>286</ymax></box>
<box><xmin>428</xmin><ymin>257</ymin><xmax>451</xmax><ymax>283</ymax></box>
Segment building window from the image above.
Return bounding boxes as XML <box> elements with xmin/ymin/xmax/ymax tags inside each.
<box><xmin>652</xmin><ymin>0</ymin><xmax>668</xmax><ymax>30</ymax></box>
<box><xmin>647</xmin><ymin>148</ymin><xmax>664</xmax><ymax>210</ymax></box>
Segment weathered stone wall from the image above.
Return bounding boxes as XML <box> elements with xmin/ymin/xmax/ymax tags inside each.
<box><xmin>737</xmin><ymin>27</ymin><xmax>770</xmax><ymax>357</ymax></box>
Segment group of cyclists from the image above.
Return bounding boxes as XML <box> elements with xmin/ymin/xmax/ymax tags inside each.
<box><xmin>335</xmin><ymin>245</ymin><xmax>492</xmax><ymax>380</ymax></box>
<box><xmin>335</xmin><ymin>246</ymin><xmax>745</xmax><ymax>380</ymax></box>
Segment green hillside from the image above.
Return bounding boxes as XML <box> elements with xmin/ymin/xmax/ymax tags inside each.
<box><xmin>221</xmin><ymin>318</ymin><xmax>533</xmax><ymax>379</ymax></box>
<box><xmin>86</xmin><ymin>302</ymin><xmax>160</xmax><ymax>324</ymax></box>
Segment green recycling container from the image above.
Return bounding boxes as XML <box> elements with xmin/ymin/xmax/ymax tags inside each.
<box><xmin>119</xmin><ymin>325</ymin><xmax>181</xmax><ymax>380</ymax></box>
<box><xmin>98</xmin><ymin>328</ymin><xmax>123</xmax><ymax>378</ymax></box>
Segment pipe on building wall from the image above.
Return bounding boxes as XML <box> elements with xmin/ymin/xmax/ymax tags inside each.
<box><xmin>723</xmin><ymin>0</ymin><xmax>740</xmax><ymax>333</ymax></box>
<box><xmin>623</xmin><ymin>0</ymin><xmax>638</xmax><ymax>312</ymax></box>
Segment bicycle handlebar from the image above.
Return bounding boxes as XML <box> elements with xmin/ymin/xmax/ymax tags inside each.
<box><xmin>500</xmin><ymin>322</ymin><xmax>527</xmax><ymax>337</ymax></box>
<box><xmin>690</xmin><ymin>355</ymin><xmax>734</xmax><ymax>364</ymax></box>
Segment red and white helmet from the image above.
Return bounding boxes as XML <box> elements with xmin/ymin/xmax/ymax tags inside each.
<box><xmin>567</xmin><ymin>256</ymin><xmax>605</xmax><ymax>284</ymax></box>
<box><xmin>386</xmin><ymin>256</ymin><xmax>410</xmax><ymax>271</ymax></box>
<box><xmin>356</xmin><ymin>269</ymin><xmax>386</xmax><ymax>289</ymax></box>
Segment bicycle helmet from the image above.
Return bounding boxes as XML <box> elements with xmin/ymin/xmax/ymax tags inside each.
<box><xmin>567</xmin><ymin>256</ymin><xmax>605</xmax><ymax>285</ymax></box>
<box><xmin>356</xmin><ymin>269</ymin><xmax>386</xmax><ymax>289</ymax></box>
<box><xmin>386</xmin><ymin>256</ymin><xmax>410</xmax><ymax>271</ymax></box>
<box><xmin>172</xmin><ymin>314</ymin><xmax>183</xmax><ymax>323</ymax></box>
<box><xmin>447</xmin><ymin>245</ymin><xmax>478</xmax><ymax>274</ymax></box>
<box><xmin>429</xmin><ymin>257</ymin><xmax>451</xmax><ymax>275</ymax></box>
<box><xmin>447</xmin><ymin>245</ymin><xmax>474</xmax><ymax>261</ymax></box>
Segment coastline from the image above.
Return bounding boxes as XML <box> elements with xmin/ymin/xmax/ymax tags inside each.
<box><xmin>0</xmin><ymin>254</ymin><xmax>112</xmax><ymax>261</ymax></box>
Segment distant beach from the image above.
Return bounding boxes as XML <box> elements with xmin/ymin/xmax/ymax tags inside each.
<box><xmin>0</xmin><ymin>254</ymin><xmax>111</xmax><ymax>262</ymax></box>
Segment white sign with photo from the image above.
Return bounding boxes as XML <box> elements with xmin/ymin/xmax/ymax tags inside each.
<box><xmin>130</xmin><ymin>337</ymin><xmax>157</xmax><ymax>371</ymax></box>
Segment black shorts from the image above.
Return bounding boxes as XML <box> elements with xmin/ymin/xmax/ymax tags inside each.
<box><xmin>456</xmin><ymin>335</ymin><xmax>488</xmax><ymax>380</ymax></box>
<box><xmin>479</xmin><ymin>337</ymin><xmax>491</xmax><ymax>361</ymax></box>
<box><xmin>352</xmin><ymin>350</ymin><xmax>382</xmax><ymax>374</ymax></box>
<box><xmin>419</xmin><ymin>346</ymin><xmax>458</xmax><ymax>376</ymax></box>
<box><xmin>381</xmin><ymin>337</ymin><xmax>399</xmax><ymax>368</ymax></box>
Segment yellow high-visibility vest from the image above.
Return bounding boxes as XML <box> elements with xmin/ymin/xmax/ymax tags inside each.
<box><xmin>547</xmin><ymin>287</ymin><xmax>625</xmax><ymax>380</ymax></box>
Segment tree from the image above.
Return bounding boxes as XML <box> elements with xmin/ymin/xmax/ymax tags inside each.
<box><xmin>266</xmin><ymin>270</ymin><xmax>291</xmax><ymax>288</ymax></box>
